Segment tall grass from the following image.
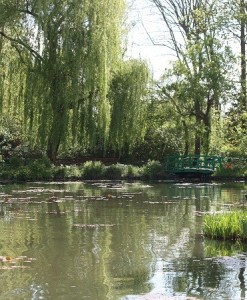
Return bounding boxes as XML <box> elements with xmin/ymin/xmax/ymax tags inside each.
<box><xmin>203</xmin><ymin>211</ymin><xmax>247</xmax><ymax>241</ymax></box>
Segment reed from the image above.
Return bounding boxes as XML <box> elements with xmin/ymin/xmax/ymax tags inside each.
<box><xmin>203</xmin><ymin>211</ymin><xmax>247</xmax><ymax>241</ymax></box>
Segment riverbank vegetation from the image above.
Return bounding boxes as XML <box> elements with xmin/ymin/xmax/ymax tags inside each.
<box><xmin>0</xmin><ymin>155</ymin><xmax>246</xmax><ymax>182</ymax></box>
<box><xmin>0</xmin><ymin>0</ymin><xmax>246</xmax><ymax>168</ymax></box>
<box><xmin>0</xmin><ymin>158</ymin><xmax>166</xmax><ymax>181</ymax></box>
<box><xmin>213</xmin><ymin>159</ymin><xmax>247</xmax><ymax>178</ymax></box>
<box><xmin>203</xmin><ymin>211</ymin><xmax>247</xmax><ymax>241</ymax></box>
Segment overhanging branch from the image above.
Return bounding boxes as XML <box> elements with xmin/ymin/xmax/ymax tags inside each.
<box><xmin>0</xmin><ymin>30</ymin><xmax>43</xmax><ymax>61</ymax></box>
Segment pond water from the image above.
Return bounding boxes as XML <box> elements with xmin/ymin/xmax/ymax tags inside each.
<box><xmin>0</xmin><ymin>180</ymin><xmax>246</xmax><ymax>300</ymax></box>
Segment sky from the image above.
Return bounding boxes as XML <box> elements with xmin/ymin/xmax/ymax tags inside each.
<box><xmin>126</xmin><ymin>0</ymin><xmax>175</xmax><ymax>79</ymax></box>
<box><xmin>126</xmin><ymin>0</ymin><xmax>239</xmax><ymax>80</ymax></box>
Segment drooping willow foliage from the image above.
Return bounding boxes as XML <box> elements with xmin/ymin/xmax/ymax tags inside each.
<box><xmin>109</xmin><ymin>60</ymin><xmax>149</xmax><ymax>153</ymax></box>
<box><xmin>0</xmin><ymin>0</ymin><xmax>149</xmax><ymax>161</ymax></box>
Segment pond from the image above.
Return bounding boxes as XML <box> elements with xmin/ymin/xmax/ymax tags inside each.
<box><xmin>0</xmin><ymin>180</ymin><xmax>246</xmax><ymax>300</ymax></box>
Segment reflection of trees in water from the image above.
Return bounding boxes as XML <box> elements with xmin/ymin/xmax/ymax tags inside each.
<box><xmin>107</xmin><ymin>203</ymin><xmax>153</xmax><ymax>297</ymax></box>
<box><xmin>170</xmin><ymin>239</ymin><xmax>247</xmax><ymax>299</ymax></box>
<box><xmin>126</xmin><ymin>182</ymin><xmax>247</xmax><ymax>299</ymax></box>
<box><xmin>47</xmin><ymin>201</ymin><xmax>61</xmax><ymax>216</ymax></box>
<box><xmin>239</xmin><ymin>262</ymin><xmax>246</xmax><ymax>299</ymax></box>
<box><xmin>0</xmin><ymin>182</ymin><xmax>246</xmax><ymax>299</ymax></box>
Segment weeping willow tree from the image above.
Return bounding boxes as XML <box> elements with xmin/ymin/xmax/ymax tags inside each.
<box><xmin>109</xmin><ymin>59</ymin><xmax>149</xmax><ymax>155</ymax></box>
<box><xmin>0</xmin><ymin>0</ymin><xmax>134</xmax><ymax>161</ymax></box>
<box><xmin>0</xmin><ymin>14</ymin><xmax>28</xmax><ymax>146</ymax></box>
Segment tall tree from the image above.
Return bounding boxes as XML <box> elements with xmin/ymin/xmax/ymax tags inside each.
<box><xmin>0</xmin><ymin>0</ymin><xmax>130</xmax><ymax>161</ymax></box>
<box><xmin>240</xmin><ymin>0</ymin><xmax>247</xmax><ymax>110</ymax></box>
<box><xmin>151</xmin><ymin>0</ymin><xmax>232</xmax><ymax>154</ymax></box>
<box><xmin>225</xmin><ymin>0</ymin><xmax>247</xmax><ymax>110</ymax></box>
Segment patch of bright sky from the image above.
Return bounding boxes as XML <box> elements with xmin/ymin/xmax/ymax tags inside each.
<box><xmin>126</xmin><ymin>0</ymin><xmax>176</xmax><ymax>79</ymax></box>
<box><xmin>126</xmin><ymin>0</ymin><xmax>239</xmax><ymax>82</ymax></box>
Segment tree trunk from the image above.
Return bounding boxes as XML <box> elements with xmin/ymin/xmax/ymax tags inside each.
<box><xmin>202</xmin><ymin>119</ymin><xmax>211</xmax><ymax>154</ymax></box>
<box><xmin>46</xmin><ymin>108</ymin><xmax>66</xmax><ymax>162</ymax></box>
<box><xmin>240</xmin><ymin>0</ymin><xmax>247</xmax><ymax>110</ymax></box>
<box><xmin>194</xmin><ymin>132</ymin><xmax>201</xmax><ymax>155</ymax></box>
<box><xmin>182</xmin><ymin>120</ymin><xmax>189</xmax><ymax>155</ymax></box>
<box><xmin>194</xmin><ymin>99</ymin><xmax>201</xmax><ymax>155</ymax></box>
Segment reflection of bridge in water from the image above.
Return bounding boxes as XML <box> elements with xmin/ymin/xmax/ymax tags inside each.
<box><xmin>165</xmin><ymin>155</ymin><xmax>223</xmax><ymax>178</ymax></box>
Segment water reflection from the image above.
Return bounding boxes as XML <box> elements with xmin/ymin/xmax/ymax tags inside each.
<box><xmin>0</xmin><ymin>181</ymin><xmax>245</xmax><ymax>299</ymax></box>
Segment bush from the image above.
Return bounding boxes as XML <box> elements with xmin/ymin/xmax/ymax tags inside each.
<box><xmin>64</xmin><ymin>165</ymin><xmax>82</xmax><ymax>179</ymax></box>
<box><xmin>28</xmin><ymin>158</ymin><xmax>53</xmax><ymax>180</ymax></box>
<box><xmin>124</xmin><ymin>165</ymin><xmax>143</xmax><ymax>179</ymax></box>
<box><xmin>0</xmin><ymin>158</ymin><xmax>169</xmax><ymax>181</ymax></box>
<box><xmin>0</xmin><ymin>157</ymin><xmax>53</xmax><ymax>181</ymax></box>
<box><xmin>214</xmin><ymin>158</ymin><xmax>247</xmax><ymax>178</ymax></box>
<box><xmin>0</xmin><ymin>167</ymin><xmax>15</xmax><ymax>180</ymax></box>
<box><xmin>53</xmin><ymin>165</ymin><xmax>82</xmax><ymax>180</ymax></box>
<box><xmin>7</xmin><ymin>156</ymin><xmax>24</xmax><ymax>168</ymax></box>
<box><xmin>82</xmin><ymin>161</ymin><xmax>105</xmax><ymax>180</ymax></box>
<box><xmin>142</xmin><ymin>160</ymin><xmax>165</xmax><ymax>180</ymax></box>
<box><xmin>13</xmin><ymin>166</ymin><xmax>32</xmax><ymax>181</ymax></box>
<box><xmin>103</xmin><ymin>164</ymin><xmax>123</xmax><ymax>180</ymax></box>
<box><xmin>53</xmin><ymin>166</ymin><xmax>66</xmax><ymax>179</ymax></box>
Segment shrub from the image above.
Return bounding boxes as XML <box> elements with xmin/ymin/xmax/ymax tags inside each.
<box><xmin>214</xmin><ymin>160</ymin><xmax>247</xmax><ymax>178</ymax></box>
<box><xmin>64</xmin><ymin>165</ymin><xmax>82</xmax><ymax>179</ymax></box>
<box><xmin>0</xmin><ymin>167</ymin><xmax>15</xmax><ymax>180</ymax></box>
<box><xmin>13</xmin><ymin>166</ymin><xmax>32</xmax><ymax>181</ymax></box>
<box><xmin>53</xmin><ymin>166</ymin><xmax>66</xmax><ymax>179</ymax></box>
<box><xmin>28</xmin><ymin>158</ymin><xmax>53</xmax><ymax>180</ymax></box>
<box><xmin>124</xmin><ymin>165</ymin><xmax>143</xmax><ymax>179</ymax></box>
<box><xmin>7</xmin><ymin>156</ymin><xmax>24</xmax><ymax>168</ymax></box>
<box><xmin>82</xmin><ymin>161</ymin><xmax>105</xmax><ymax>180</ymax></box>
<box><xmin>103</xmin><ymin>164</ymin><xmax>123</xmax><ymax>180</ymax></box>
<box><xmin>142</xmin><ymin>160</ymin><xmax>165</xmax><ymax>180</ymax></box>
<box><xmin>53</xmin><ymin>165</ymin><xmax>82</xmax><ymax>180</ymax></box>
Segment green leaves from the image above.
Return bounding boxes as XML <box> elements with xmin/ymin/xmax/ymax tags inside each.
<box><xmin>150</xmin><ymin>0</ymin><xmax>239</xmax><ymax>155</ymax></box>
<box><xmin>203</xmin><ymin>211</ymin><xmax>246</xmax><ymax>241</ymax></box>
<box><xmin>109</xmin><ymin>59</ymin><xmax>150</xmax><ymax>153</ymax></box>
<box><xmin>1</xmin><ymin>0</ymin><xmax>147</xmax><ymax>161</ymax></box>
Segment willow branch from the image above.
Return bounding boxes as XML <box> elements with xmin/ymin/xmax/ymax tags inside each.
<box><xmin>0</xmin><ymin>31</ymin><xmax>43</xmax><ymax>61</ymax></box>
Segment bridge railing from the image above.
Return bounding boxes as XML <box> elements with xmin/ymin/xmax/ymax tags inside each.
<box><xmin>165</xmin><ymin>155</ymin><xmax>224</xmax><ymax>173</ymax></box>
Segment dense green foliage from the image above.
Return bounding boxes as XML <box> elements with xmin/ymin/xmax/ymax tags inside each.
<box><xmin>203</xmin><ymin>211</ymin><xmax>247</xmax><ymax>241</ymax></box>
<box><xmin>0</xmin><ymin>0</ymin><xmax>149</xmax><ymax>162</ymax></box>
<box><xmin>0</xmin><ymin>158</ymin><xmax>167</xmax><ymax>181</ymax></box>
<box><xmin>140</xmin><ymin>0</ymin><xmax>247</xmax><ymax>159</ymax></box>
<box><xmin>109</xmin><ymin>60</ymin><xmax>149</xmax><ymax>153</ymax></box>
<box><xmin>0</xmin><ymin>0</ymin><xmax>247</xmax><ymax>164</ymax></box>
<box><xmin>214</xmin><ymin>158</ymin><xmax>247</xmax><ymax>178</ymax></box>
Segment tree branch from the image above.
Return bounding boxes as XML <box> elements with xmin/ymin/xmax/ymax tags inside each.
<box><xmin>0</xmin><ymin>31</ymin><xmax>43</xmax><ymax>61</ymax></box>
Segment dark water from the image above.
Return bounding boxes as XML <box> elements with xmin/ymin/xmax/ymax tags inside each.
<box><xmin>0</xmin><ymin>180</ymin><xmax>246</xmax><ymax>300</ymax></box>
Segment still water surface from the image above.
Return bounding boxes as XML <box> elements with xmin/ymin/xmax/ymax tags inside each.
<box><xmin>0</xmin><ymin>180</ymin><xmax>246</xmax><ymax>300</ymax></box>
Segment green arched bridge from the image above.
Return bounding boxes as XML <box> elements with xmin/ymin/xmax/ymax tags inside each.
<box><xmin>165</xmin><ymin>155</ymin><xmax>223</xmax><ymax>177</ymax></box>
